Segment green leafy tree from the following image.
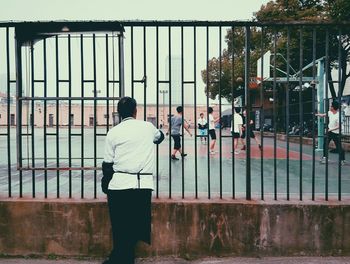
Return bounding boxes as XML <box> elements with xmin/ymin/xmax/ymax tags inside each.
<box><xmin>255</xmin><ymin>0</ymin><xmax>350</xmax><ymax>98</ymax></box>
<box><xmin>202</xmin><ymin>0</ymin><xmax>350</xmax><ymax>100</ymax></box>
<box><xmin>201</xmin><ymin>27</ymin><xmax>264</xmax><ymax>102</ymax></box>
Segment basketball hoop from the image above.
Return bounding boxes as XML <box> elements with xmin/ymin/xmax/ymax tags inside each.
<box><xmin>249</xmin><ymin>77</ymin><xmax>262</xmax><ymax>89</ymax></box>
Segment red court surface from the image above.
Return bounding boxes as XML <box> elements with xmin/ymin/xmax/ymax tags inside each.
<box><xmin>168</xmin><ymin>144</ymin><xmax>313</xmax><ymax>160</ymax></box>
<box><xmin>223</xmin><ymin>144</ymin><xmax>313</xmax><ymax>160</ymax></box>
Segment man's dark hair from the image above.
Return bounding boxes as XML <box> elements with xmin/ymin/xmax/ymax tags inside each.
<box><xmin>234</xmin><ymin>107</ymin><xmax>241</xmax><ymax>114</ymax></box>
<box><xmin>117</xmin><ymin>97</ymin><xmax>137</xmax><ymax>119</ymax></box>
<box><xmin>208</xmin><ymin>107</ymin><xmax>213</xmax><ymax>114</ymax></box>
<box><xmin>176</xmin><ymin>106</ymin><xmax>183</xmax><ymax>113</ymax></box>
<box><xmin>331</xmin><ymin>100</ymin><xmax>339</xmax><ymax>110</ymax></box>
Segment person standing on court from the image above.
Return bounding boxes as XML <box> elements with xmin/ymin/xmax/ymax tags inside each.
<box><xmin>208</xmin><ymin>107</ymin><xmax>220</xmax><ymax>154</ymax></box>
<box><xmin>101</xmin><ymin>97</ymin><xmax>164</xmax><ymax>264</ymax></box>
<box><xmin>231</xmin><ymin>107</ymin><xmax>243</xmax><ymax>154</ymax></box>
<box><xmin>198</xmin><ymin>112</ymin><xmax>208</xmax><ymax>144</ymax></box>
<box><xmin>316</xmin><ymin>100</ymin><xmax>345</xmax><ymax>165</ymax></box>
<box><xmin>166</xmin><ymin>106</ymin><xmax>192</xmax><ymax>160</ymax></box>
<box><xmin>240</xmin><ymin>109</ymin><xmax>262</xmax><ymax>151</ymax></box>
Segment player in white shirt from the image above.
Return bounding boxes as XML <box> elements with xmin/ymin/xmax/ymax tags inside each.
<box><xmin>231</xmin><ymin>107</ymin><xmax>243</xmax><ymax>154</ymax></box>
<box><xmin>208</xmin><ymin>107</ymin><xmax>220</xmax><ymax>154</ymax></box>
<box><xmin>102</xmin><ymin>97</ymin><xmax>164</xmax><ymax>264</ymax></box>
<box><xmin>316</xmin><ymin>100</ymin><xmax>345</xmax><ymax>165</ymax></box>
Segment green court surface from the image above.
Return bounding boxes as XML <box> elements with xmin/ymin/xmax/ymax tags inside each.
<box><xmin>0</xmin><ymin>128</ymin><xmax>348</xmax><ymax>200</ymax></box>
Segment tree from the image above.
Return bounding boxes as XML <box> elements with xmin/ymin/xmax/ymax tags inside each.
<box><xmin>201</xmin><ymin>27</ymin><xmax>265</xmax><ymax>102</ymax></box>
<box><xmin>201</xmin><ymin>55</ymin><xmax>243</xmax><ymax>102</ymax></box>
<box><xmin>255</xmin><ymin>0</ymin><xmax>350</xmax><ymax>98</ymax></box>
<box><xmin>202</xmin><ymin>0</ymin><xmax>350</xmax><ymax>101</ymax></box>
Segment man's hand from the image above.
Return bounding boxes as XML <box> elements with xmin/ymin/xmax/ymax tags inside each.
<box><xmin>315</xmin><ymin>112</ymin><xmax>326</xmax><ymax>117</ymax></box>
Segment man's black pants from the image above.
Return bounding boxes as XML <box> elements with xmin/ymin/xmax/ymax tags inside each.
<box><xmin>107</xmin><ymin>189</ymin><xmax>152</xmax><ymax>264</ymax></box>
<box><xmin>324</xmin><ymin>131</ymin><xmax>345</xmax><ymax>161</ymax></box>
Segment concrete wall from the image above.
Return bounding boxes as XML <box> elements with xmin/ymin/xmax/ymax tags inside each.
<box><xmin>0</xmin><ymin>198</ymin><xmax>350</xmax><ymax>258</ymax></box>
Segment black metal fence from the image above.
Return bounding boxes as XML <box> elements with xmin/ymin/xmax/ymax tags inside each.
<box><xmin>0</xmin><ymin>21</ymin><xmax>349</xmax><ymax>200</ymax></box>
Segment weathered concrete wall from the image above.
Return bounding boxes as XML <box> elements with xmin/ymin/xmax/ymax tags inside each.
<box><xmin>0</xmin><ymin>198</ymin><xmax>350</xmax><ymax>258</ymax></box>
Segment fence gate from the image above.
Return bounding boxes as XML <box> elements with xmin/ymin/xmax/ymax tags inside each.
<box><xmin>14</xmin><ymin>22</ymin><xmax>125</xmax><ymax>198</ymax></box>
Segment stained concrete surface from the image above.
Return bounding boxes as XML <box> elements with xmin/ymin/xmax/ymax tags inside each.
<box><xmin>1</xmin><ymin>257</ymin><xmax>350</xmax><ymax>264</ymax></box>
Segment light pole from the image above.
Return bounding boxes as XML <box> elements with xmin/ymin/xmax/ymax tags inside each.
<box><xmin>160</xmin><ymin>90</ymin><xmax>168</xmax><ymax>125</ymax></box>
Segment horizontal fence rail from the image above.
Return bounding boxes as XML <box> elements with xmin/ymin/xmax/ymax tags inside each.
<box><xmin>0</xmin><ymin>21</ymin><xmax>350</xmax><ymax>200</ymax></box>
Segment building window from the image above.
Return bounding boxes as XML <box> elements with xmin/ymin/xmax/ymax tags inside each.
<box><xmin>70</xmin><ymin>114</ymin><xmax>74</xmax><ymax>126</ymax></box>
<box><xmin>89</xmin><ymin>117</ymin><xmax>94</xmax><ymax>126</ymax></box>
<box><xmin>10</xmin><ymin>114</ymin><xmax>15</xmax><ymax>126</ymax></box>
<box><xmin>49</xmin><ymin>114</ymin><xmax>54</xmax><ymax>127</ymax></box>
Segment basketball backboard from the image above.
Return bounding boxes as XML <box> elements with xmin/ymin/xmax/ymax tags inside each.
<box><xmin>257</xmin><ymin>50</ymin><xmax>271</xmax><ymax>80</ymax></box>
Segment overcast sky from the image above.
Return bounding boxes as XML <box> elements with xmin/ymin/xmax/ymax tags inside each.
<box><xmin>1</xmin><ymin>0</ymin><xmax>269</xmax><ymax>21</ymax></box>
<box><xmin>0</xmin><ymin>0</ymin><xmax>271</xmax><ymax>106</ymax></box>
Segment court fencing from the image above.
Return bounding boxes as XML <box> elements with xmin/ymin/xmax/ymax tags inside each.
<box><xmin>0</xmin><ymin>21</ymin><xmax>349</xmax><ymax>201</ymax></box>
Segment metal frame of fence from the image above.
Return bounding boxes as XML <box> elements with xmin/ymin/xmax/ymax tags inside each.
<box><xmin>0</xmin><ymin>20</ymin><xmax>349</xmax><ymax>200</ymax></box>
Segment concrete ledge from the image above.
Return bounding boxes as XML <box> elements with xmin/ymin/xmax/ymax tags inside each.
<box><xmin>0</xmin><ymin>198</ymin><xmax>350</xmax><ymax>258</ymax></box>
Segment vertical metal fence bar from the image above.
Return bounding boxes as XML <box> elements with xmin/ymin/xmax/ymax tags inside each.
<box><xmin>260</xmin><ymin>26</ymin><xmax>264</xmax><ymax>200</ymax></box>
<box><xmin>55</xmin><ymin>36</ymin><xmax>60</xmax><ymax>198</ymax></box>
<box><xmin>15</xmin><ymin>33</ymin><xmax>23</xmax><ymax>197</ymax></box>
<box><xmin>337</xmin><ymin>28</ymin><xmax>342</xmax><ymax>201</ymax></box>
<box><xmin>231</xmin><ymin>26</ymin><xmax>235</xmax><ymax>199</ymax></box>
<box><xmin>119</xmin><ymin>33</ymin><xmax>125</xmax><ymax>97</ymax></box>
<box><xmin>105</xmin><ymin>35</ymin><xmax>110</xmax><ymax>134</ymax></box>
<box><xmin>143</xmin><ymin>26</ymin><xmax>147</xmax><ymax>121</ymax></box>
<box><xmin>181</xmin><ymin>26</ymin><xmax>185</xmax><ymax>199</ymax></box>
<box><xmin>156</xmin><ymin>26</ymin><xmax>160</xmax><ymax>198</ymax></box>
<box><xmin>93</xmin><ymin>34</ymin><xmax>97</xmax><ymax>199</ymax></box>
<box><xmin>43</xmin><ymin>39</ymin><xmax>48</xmax><ymax>198</ymax></box>
<box><xmin>16</xmin><ymin>39</ymin><xmax>23</xmax><ymax>198</ymax></box>
<box><xmin>219</xmin><ymin>26</ymin><xmax>223</xmax><ymax>199</ymax></box>
<box><xmin>245</xmin><ymin>26</ymin><xmax>251</xmax><ymax>200</ymax></box>
<box><xmin>273</xmin><ymin>29</ymin><xmax>277</xmax><ymax>200</ymax></box>
<box><xmin>194</xmin><ymin>26</ymin><xmax>198</xmax><ymax>199</ymax></box>
<box><xmin>312</xmin><ymin>29</ymin><xmax>316</xmax><ymax>201</ymax></box>
<box><xmin>168</xmin><ymin>26</ymin><xmax>172</xmax><ymax>199</ymax></box>
<box><xmin>325</xmin><ymin>29</ymin><xmax>329</xmax><ymax>201</ymax></box>
<box><xmin>131</xmin><ymin>27</ymin><xmax>134</xmax><ymax>99</ymax></box>
<box><xmin>30</xmin><ymin>41</ymin><xmax>35</xmax><ymax>198</ymax></box>
<box><xmin>286</xmin><ymin>28</ymin><xmax>290</xmax><ymax>200</ymax></box>
<box><xmin>80</xmin><ymin>34</ymin><xmax>85</xmax><ymax>199</ymax></box>
<box><xmin>299</xmin><ymin>28</ymin><xmax>303</xmax><ymax>201</ymax></box>
<box><xmin>68</xmin><ymin>34</ymin><xmax>72</xmax><ymax>198</ymax></box>
<box><xmin>206</xmin><ymin>25</ymin><xmax>211</xmax><ymax>200</ymax></box>
<box><xmin>6</xmin><ymin>27</ymin><xmax>11</xmax><ymax>197</ymax></box>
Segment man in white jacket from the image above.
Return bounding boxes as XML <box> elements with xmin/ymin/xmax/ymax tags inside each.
<box><xmin>102</xmin><ymin>97</ymin><xmax>164</xmax><ymax>264</ymax></box>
